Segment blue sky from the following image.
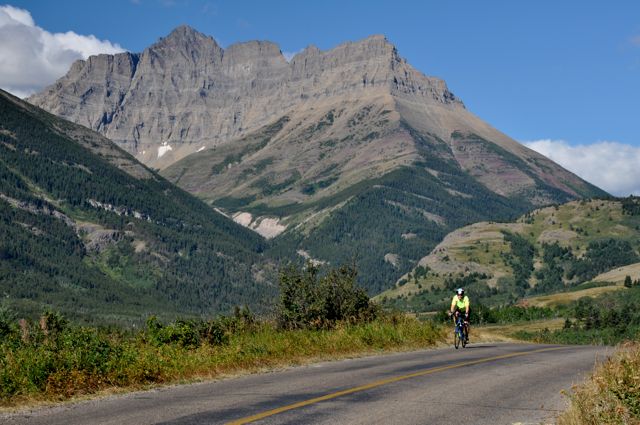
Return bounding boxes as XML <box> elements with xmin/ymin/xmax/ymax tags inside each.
<box><xmin>1</xmin><ymin>1</ymin><xmax>639</xmax><ymax>194</ymax></box>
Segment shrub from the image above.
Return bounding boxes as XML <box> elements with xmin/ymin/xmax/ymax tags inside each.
<box><xmin>145</xmin><ymin>316</ymin><xmax>230</xmax><ymax>348</ymax></box>
<box><xmin>0</xmin><ymin>307</ymin><xmax>17</xmax><ymax>340</ymax></box>
<box><xmin>0</xmin><ymin>304</ymin><xmax>446</xmax><ymax>405</ymax></box>
<box><xmin>277</xmin><ymin>262</ymin><xmax>379</xmax><ymax>329</ymax></box>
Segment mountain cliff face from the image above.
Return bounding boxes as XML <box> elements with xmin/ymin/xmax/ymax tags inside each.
<box><xmin>28</xmin><ymin>27</ymin><xmax>460</xmax><ymax>168</ymax></box>
<box><xmin>29</xmin><ymin>26</ymin><xmax>607</xmax><ymax>294</ymax></box>
<box><xmin>29</xmin><ymin>26</ymin><xmax>600</xmax><ymax>200</ymax></box>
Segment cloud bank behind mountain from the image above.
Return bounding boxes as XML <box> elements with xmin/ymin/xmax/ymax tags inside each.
<box><xmin>0</xmin><ymin>4</ymin><xmax>124</xmax><ymax>98</ymax></box>
<box><xmin>525</xmin><ymin>139</ymin><xmax>640</xmax><ymax>196</ymax></box>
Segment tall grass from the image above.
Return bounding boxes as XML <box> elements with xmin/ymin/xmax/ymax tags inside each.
<box><xmin>513</xmin><ymin>327</ymin><xmax>640</xmax><ymax>346</ymax></box>
<box><xmin>558</xmin><ymin>341</ymin><xmax>640</xmax><ymax>425</ymax></box>
<box><xmin>0</xmin><ymin>313</ymin><xmax>443</xmax><ymax>407</ymax></box>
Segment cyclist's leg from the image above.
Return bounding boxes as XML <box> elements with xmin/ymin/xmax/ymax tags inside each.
<box><xmin>464</xmin><ymin>310</ymin><xmax>470</xmax><ymax>341</ymax></box>
<box><xmin>452</xmin><ymin>307</ymin><xmax>459</xmax><ymax>326</ymax></box>
<box><xmin>455</xmin><ymin>309</ymin><xmax>463</xmax><ymax>329</ymax></box>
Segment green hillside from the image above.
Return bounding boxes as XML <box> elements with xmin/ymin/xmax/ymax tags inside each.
<box><xmin>268</xmin><ymin>160</ymin><xmax>530</xmax><ymax>294</ymax></box>
<box><xmin>379</xmin><ymin>198</ymin><xmax>640</xmax><ymax>311</ymax></box>
<box><xmin>0</xmin><ymin>90</ymin><xmax>274</xmax><ymax>324</ymax></box>
<box><xmin>163</xmin><ymin>106</ymin><xmax>605</xmax><ymax>295</ymax></box>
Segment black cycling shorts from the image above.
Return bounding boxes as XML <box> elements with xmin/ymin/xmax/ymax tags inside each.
<box><xmin>453</xmin><ymin>307</ymin><xmax>470</xmax><ymax>322</ymax></box>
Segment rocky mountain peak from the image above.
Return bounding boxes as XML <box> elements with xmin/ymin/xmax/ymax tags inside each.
<box><xmin>168</xmin><ymin>24</ymin><xmax>199</xmax><ymax>37</ymax></box>
<box><xmin>30</xmin><ymin>28</ymin><xmax>465</xmax><ymax>167</ymax></box>
<box><xmin>147</xmin><ymin>24</ymin><xmax>221</xmax><ymax>62</ymax></box>
<box><xmin>155</xmin><ymin>24</ymin><xmax>215</xmax><ymax>47</ymax></box>
<box><xmin>350</xmin><ymin>33</ymin><xmax>394</xmax><ymax>51</ymax></box>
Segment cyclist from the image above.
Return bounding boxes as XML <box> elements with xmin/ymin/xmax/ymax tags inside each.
<box><xmin>449</xmin><ymin>287</ymin><xmax>470</xmax><ymax>343</ymax></box>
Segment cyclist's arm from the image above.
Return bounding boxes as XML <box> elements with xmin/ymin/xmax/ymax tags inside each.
<box><xmin>464</xmin><ymin>297</ymin><xmax>470</xmax><ymax>315</ymax></box>
<box><xmin>450</xmin><ymin>297</ymin><xmax>456</xmax><ymax>313</ymax></box>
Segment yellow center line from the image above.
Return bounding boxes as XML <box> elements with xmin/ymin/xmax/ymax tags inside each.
<box><xmin>226</xmin><ymin>346</ymin><xmax>566</xmax><ymax>424</ymax></box>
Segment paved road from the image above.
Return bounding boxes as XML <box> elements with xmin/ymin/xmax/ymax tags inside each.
<box><xmin>2</xmin><ymin>343</ymin><xmax>609</xmax><ymax>425</ymax></box>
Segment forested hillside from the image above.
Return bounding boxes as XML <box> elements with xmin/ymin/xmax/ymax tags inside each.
<box><xmin>380</xmin><ymin>198</ymin><xmax>640</xmax><ymax>311</ymax></box>
<box><xmin>266</xmin><ymin>157</ymin><xmax>530</xmax><ymax>294</ymax></box>
<box><xmin>0</xmin><ymin>90</ymin><xmax>273</xmax><ymax>324</ymax></box>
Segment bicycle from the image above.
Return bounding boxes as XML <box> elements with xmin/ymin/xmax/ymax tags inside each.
<box><xmin>453</xmin><ymin>312</ymin><xmax>468</xmax><ymax>349</ymax></box>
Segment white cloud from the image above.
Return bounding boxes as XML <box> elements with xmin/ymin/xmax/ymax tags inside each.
<box><xmin>0</xmin><ymin>5</ymin><xmax>125</xmax><ymax>98</ymax></box>
<box><xmin>0</xmin><ymin>4</ymin><xmax>32</xmax><ymax>26</ymax></box>
<box><xmin>524</xmin><ymin>139</ymin><xmax>640</xmax><ymax>197</ymax></box>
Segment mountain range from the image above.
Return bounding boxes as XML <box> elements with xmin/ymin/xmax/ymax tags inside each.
<box><xmin>26</xmin><ymin>26</ymin><xmax>607</xmax><ymax>297</ymax></box>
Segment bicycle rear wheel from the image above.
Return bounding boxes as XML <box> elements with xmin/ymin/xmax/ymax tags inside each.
<box><xmin>461</xmin><ymin>329</ymin><xmax>467</xmax><ymax>348</ymax></box>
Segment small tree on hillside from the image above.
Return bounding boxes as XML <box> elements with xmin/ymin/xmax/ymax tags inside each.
<box><xmin>277</xmin><ymin>261</ymin><xmax>378</xmax><ymax>330</ymax></box>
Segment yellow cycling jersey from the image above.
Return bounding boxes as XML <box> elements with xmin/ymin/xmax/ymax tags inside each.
<box><xmin>451</xmin><ymin>295</ymin><xmax>469</xmax><ymax>310</ymax></box>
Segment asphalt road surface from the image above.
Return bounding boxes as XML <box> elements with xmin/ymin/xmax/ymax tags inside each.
<box><xmin>2</xmin><ymin>343</ymin><xmax>610</xmax><ymax>425</ymax></box>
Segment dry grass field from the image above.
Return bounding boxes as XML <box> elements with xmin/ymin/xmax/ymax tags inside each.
<box><xmin>592</xmin><ymin>262</ymin><xmax>640</xmax><ymax>283</ymax></box>
<box><xmin>472</xmin><ymin>318</ymin><xmax>566</xmax><ymax>342</ymax></box>
<box><xmin>522</xmin><ymin>285</ymin><xmax>627</xmax><ymax>307</ymax></box>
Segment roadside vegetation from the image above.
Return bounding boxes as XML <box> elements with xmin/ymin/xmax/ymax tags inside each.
<box><xmin>0</xmin><ymin>262</ymin><xmax>443</xmax><ymax>407</ymax></box>
<box><xmin>558</xmin><ymin>342</ymin><xmax>640</xmax><ymax>425</ymax></box>
<box><xmin>514</xmin><ymin>284</ymin><xmax>640</xmax><ymax>345</ymax></box>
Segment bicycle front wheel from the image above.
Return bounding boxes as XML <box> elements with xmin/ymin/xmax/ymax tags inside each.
<box><xmin>454</xmin><ymin>329</ymin><xmax>460</xmax><ymax>349</ymax></box>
